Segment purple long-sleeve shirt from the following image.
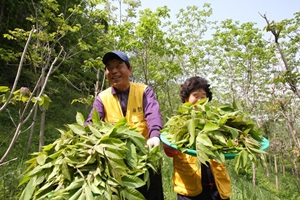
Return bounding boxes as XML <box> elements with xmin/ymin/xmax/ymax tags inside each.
<box><xmin>86</xmin><ymin>85</ymin><xmax>162</xmax><ymax>138</ymax></box>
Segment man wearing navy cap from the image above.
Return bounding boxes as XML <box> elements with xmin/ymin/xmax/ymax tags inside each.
<box><xmin>86</xmin><ymin>50</ymin><xmax>164</xmax><ymax>200</ymax></box>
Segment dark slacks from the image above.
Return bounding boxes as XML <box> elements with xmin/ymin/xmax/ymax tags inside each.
<box><xmin>137</xmin><ymin>168</ymin><xmax>164</xmax><ymax>200</ymax></box>
<box><xmin>177</xmin><ymin>185</ymin><xmax>229</xmax><ymax>200</ymax></box>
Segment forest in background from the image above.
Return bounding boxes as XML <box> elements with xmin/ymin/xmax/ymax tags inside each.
<box><xmin>0</xmin><ymin>0</ymin><xmax>299</xmax><ymax>199</ymax></box>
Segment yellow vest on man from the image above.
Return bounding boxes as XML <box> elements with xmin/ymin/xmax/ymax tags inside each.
<box><xmin>99</xmin><ymin>82</ymin><xmax>149</xmax><ymax>139</ymax></box>
<box><xmin>173</xmin><ymin>152</ymin><xmax>231</xmax><ymax>199</ymax></box>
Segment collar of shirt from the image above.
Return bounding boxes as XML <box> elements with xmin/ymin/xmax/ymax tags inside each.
<box><xmin>111</xmin><ymin>87</ymin><xmax>130</xmax><ymax>95</ymax></box>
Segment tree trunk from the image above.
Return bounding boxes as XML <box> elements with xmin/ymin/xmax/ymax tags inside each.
<box><xmin>252</xmin><ymin>162</ymin><xmax>256</xmax><ymax>186</ymax></box>
<box><xmin>274</xmin><ymin>155</ymin><xmax>279</xmax><ymax>191</ymax></box>
<box><xmin>282</xmin><ymin>158</ymin><xmax>285</xmax><ymax>177</ymax></box>
<box><xmin>265</xmin><ymin>158</ymin><xmax>270</xmax><ymax>177</ymax></box>
<box><xmin>27</xmin><ymin>104</ymin><xmax>38</xmax><ymax>151</ymax></box>
<box><xmin>293</xmin><ymin>156</ymin><xmax>300</xmax><ymax>184</ymax></box>
<box><xmin>94</xmin><ymin>68</ymin><xmax>99</xmax><ymax>97</ymax></box>
<box><xmin>39</xmin><ymin>106</ymin><xmax>46</xmax><ymax>151</ymax></box>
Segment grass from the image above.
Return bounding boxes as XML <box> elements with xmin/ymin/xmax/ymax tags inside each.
<box><xmin>161</xmin><ymin>154</ymin><xmax>177</xmax><ymax>200</ymax></box>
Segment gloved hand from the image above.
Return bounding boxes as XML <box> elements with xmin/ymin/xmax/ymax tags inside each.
<box><xmin>163</xmin><ymin>143</ymin><xmax>179</xmax><ymax>157</ymax></box>
<box><xmin>146</xmin><ymin>136</ymin><xmax>160</xmax><ymax>149</ymax></box>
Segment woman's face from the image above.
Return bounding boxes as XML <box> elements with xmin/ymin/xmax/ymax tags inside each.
<box><xmin>186</xmin><ymin>88</ymin><xmax>207</xmax><ymax>104</ymax></box>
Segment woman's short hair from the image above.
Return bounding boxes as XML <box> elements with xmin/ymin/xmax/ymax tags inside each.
<box><xmin>180</xmin><ymin>76</ymin><xmax>213</xmax><ymax>103</ymax></box>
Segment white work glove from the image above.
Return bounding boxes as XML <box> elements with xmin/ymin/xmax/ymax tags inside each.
<box><xmin>146</xmin><ymin>136</ymin><xmax>160</xmax><ymax>149</ymax></box>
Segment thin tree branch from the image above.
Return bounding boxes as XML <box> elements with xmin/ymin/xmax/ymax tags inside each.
<box><xmin>0</xmin><ymin>26</ymin><xmax>35</xmax><ymax>112</ymax></box>
<box><xmin>0</xmin><ymin>46</ymin><xmax>64</xmax><ymax>164</ymax></box>
<box><xmin>0</xmin><ymin>158</ymin><xmax>18</xmax><ymax>167</ymax></box>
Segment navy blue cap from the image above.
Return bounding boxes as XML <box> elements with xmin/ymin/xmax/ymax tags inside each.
<box><xmin>102</xmin><ymin>50</ymin><xmax>130</xmax><ymax>68</ymax></box>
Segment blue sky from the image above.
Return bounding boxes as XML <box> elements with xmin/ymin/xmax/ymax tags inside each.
<box><xmin>140</xmin><ymin>0</ymin><xmax>299</xmax><ymax>29</ymax></box>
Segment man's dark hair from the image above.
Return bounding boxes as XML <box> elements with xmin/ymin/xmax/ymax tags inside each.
<box><xmin>180</xmin><ymin>76</ymin><xmax>213</xmax><ymax>103</ymax></box>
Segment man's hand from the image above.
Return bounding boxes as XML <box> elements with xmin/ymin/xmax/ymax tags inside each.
<box><xmin>146</xmin><ymin>136</ymin><xmax>160</xmax><ymax>149</ymax></box>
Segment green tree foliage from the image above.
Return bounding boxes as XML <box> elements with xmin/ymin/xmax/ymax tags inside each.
<box><xmin>0</xmin><ymin>0</ymin><xmax>109</xmax><ymax>95</ymax></box>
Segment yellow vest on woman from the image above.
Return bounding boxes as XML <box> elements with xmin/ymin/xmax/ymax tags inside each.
<box><xmin>173</xmin><ymin>152</ymin><xmax>231</xmax><ymax>199</ymax></box>
<box><xmin>99</xmin><ymin>82</ymin><xmax>149</xmax><ymax>139</ymax></box>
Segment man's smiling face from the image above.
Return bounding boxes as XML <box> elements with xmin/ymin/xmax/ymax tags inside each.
<box><xmin>105</xmin><ymin>58</ymin><xmax>132</xmax><ymax>91</ymax></box>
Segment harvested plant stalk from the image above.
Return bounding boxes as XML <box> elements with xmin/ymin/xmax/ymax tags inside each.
<box><xmin>162</xmin><ymin>98</ymin><xmax>267</xmax><ymax>173</ymax></box>
<box><xmin>19</xmin><ymin>112</ymin><xmax>162</xmax><ymax>200</ymax></box>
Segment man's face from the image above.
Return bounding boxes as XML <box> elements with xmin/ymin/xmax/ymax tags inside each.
<box><xmin>105</xmin><ymin>58</ymin><xmax>132</xmax><ymax>91</ymax></box>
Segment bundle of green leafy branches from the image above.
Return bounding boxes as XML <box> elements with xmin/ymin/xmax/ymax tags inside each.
<box><xmin>18</xmin><ymin>112</ymin><xmax>162</xmax><ymax>200</ymax></box>
<box><xmin>162</xmin><ymin>98</ymin><xmax>267</xmax><ymax>173</ymax></box>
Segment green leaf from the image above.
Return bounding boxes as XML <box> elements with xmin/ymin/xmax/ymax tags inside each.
<box><xmin>202</xmin><ymin>122</ymin><xmax>220</xmax><ymax>132</ymax></box>
<box><xmin>241</xmin><ymin>150</ymin><xmax>248</xmax><ymax>168</ymax></box>
<box><xmin>104</xmin><ymin>148</ymin><xmax>124</xmax><ymax>160</ymax></box>
<box><xmin>69</xmin><ymin>188</ymin><xmax>83</xmax><ymax>200</ymax></box>
<box><xmin>36</xmin><ymin>153</ymin><xmax>47</xmax><ymax>165</ymax></box>
<box><xmin>28</xmin><ymin>162</ymin><xmax>53</xmax><ymax>176</ymax></box>
<box><xmin>187</xmin><ymin>118</ymin><xmax>196</xmax><ymax>147</ymax></box>
<box><xmin>92</xmin><ymin>109</ymin><xmax>100</xmax><ymax>123</ymax></box>
<box><xmin>107</xmin><ymin>158</ymin><xmax>128</xmax><ymax>170</ymax></box>
<box><xmin>19</xmin><ymin>177</ymin><xmax>36</xmax><ymax>200</ymax></box>
<box><xmin>224</xmin><ymin>125</ymin><xmax>239</xmax><ymax>139</ymax></box>
<box><xmin>234</xmin><ymin>152</ymin><xmax>242</xmax><ymax>174</ymax></box>
<box><xmin>18</xmin><ymin>173</ymin><xmax>31</xmax><ymax>186</ymax></box>
<box><xmin>248</xmin><ymin>147</ymin><xmax>267</xmax><ymax>155</ymax></box>
<box><xmin>89</xmin><ymin>183</ymin><xmax>104</xmax><ymax>196</ymax></box>
<box><xmin>36</xmin><ymin>179</ymin><xmax>56</xmax><ymax>195</ymax></box>
<box><xmin>126</xmin><ymin>142</ymin><xmax>138</xmax><ymax>168</ymax></box>
<box><xmin>47</xmin><ymin>165</ymin><xmax>60</xmax><ymax>182</ymax></box>
<box><xmin>150</xmin><ymin>145</ymin><xmax>159</xmax><ymax>154</ymax></box>
<box><xmin>0</xmin><ymin>86</ymin><xmax>9</xmax><ymax>93</ymax></box>
<box><xmin>41</xmin><ymin>94</ymin><xmax>52</xmax><ymax>109</ymax></box>
<box><xmin>64</xmin><ymin>178</ymin><xmax>84</xmax><ymax>191</ymax></box>
<box><xmin>61</xmin><ymin>161</ymin><xmax>71</xmax><ymax>181</ymax></box>
<box><xmin>196</xmin><ymin>149</ymin><xmax>210</xmax><ymax>165</ymax></box>
<box><xmin>123</xmin><ymin>187</ymin><xmax>146</xmax><ymax>200</ymax></box>
<box><xmin>42</xmin><ymin>143</ymin><xmax>53</xmax><ymax>151</ymax></box>
<box><xmin>250</xmin><ymin>129</ymin><xmax>263</xmax><ymax>141</ymax></box>
<box><xmin>196</xmin><ymin>144</ymin><xmax>216</xmax><ymax>158</ymax></box>
<box><xmin>48</xmin><ymin>149</ymin><xmax>63</xmax><ymax>159</ymax></box>
<box><xmin>122</xmin><ymin>175</ymin><xmax>145</xmax><ymax>188</ymax></box>
<box><xmin>68</xmin><ymin>124</ymin><xmax>86</xmax><ymax>135</ymax></box>
<box><xmin>88</xmin><ymin>124</ymin><xmax>103</xmax><ymax>138</ymax></box>
<box><xmin>197</xmin><ymin>133</ymin><xmax>215</xmax><ymax>148</ymax></box>
<box><xmin>209</xmin><ymin>131</ymin><xmax>227</xmax><ymax>145</ymax></box>
<box><xmin>84</xmin><ymin>184</ymin><xmax>94</xmax><ymax>200</ymax></box>
<box><xmin>218</xmin><ymin>114</ymin><xmax>228</xmax><ymax>125</ymax></box>
<box><xmin>218</xmin><ymin>105</ymin><xmax>234</xmax><ymax>113</ymax></box>
<box><xmin>32</xmin><ymin>97</ymin><xmax>43</xmax><ymax>105</ymax></box>
<box><xmin>76</xmin><ymin>112</ymin><xmax>85</xmax><ymax>126</ymax></box>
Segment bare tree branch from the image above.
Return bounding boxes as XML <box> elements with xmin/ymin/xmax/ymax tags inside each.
<box><xmin>0</xmin><ymin>46</ymin><xmax>65</xmax><ymax>164</ymax></box>
<box><xmin>0</xmin><ymin>26</ymin><xmax>35</xmax><ymax>112</ymax></box>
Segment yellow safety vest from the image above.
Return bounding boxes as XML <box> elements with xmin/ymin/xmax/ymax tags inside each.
<box><xmin>173</xmin><ymin>152</ymin><xmax>231</xmax><ymax>199</ymax></box>
<box><xmin>99</xmin><ymin>82</ymin><xmax>149</xmax><ymax>139</ymax></box>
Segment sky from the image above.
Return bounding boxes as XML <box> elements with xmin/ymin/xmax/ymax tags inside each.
<box><xmin>140</xmin><ymin>0</ymin><xmax>299</xmax><ymax>29</ymax></box>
